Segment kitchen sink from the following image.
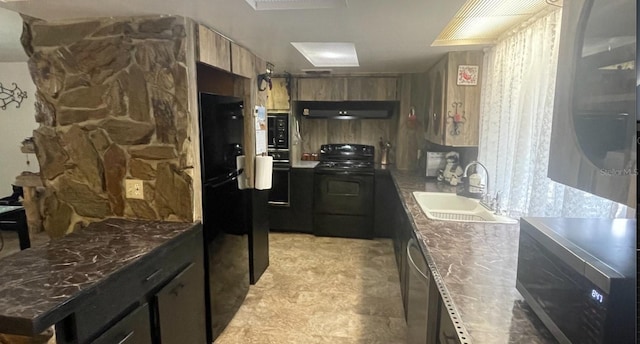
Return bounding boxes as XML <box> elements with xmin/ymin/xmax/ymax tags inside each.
<box><xmin>412</xmin><ymin>192</ymin><xmax>518</xmax><ymax>224</ymax></box>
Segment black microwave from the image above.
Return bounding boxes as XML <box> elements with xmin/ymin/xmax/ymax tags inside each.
<box><xmin>516</xmin><ymin>217</ymin><xmax>635</xmax><ymax>344</ymax></box>
<box><xmin>267</xmin><ymin>114</ymin><xmax>289</xmax><ymax>150</ymax></box>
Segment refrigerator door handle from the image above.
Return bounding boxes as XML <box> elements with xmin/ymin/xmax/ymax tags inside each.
<box><xmin>204</xmin><ymin>168</ymin><xmax>244</xmax><ymax>189</ymax></box>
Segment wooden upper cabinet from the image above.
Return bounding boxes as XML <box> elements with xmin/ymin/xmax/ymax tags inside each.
<box><xmin>425</xmin><ymin>51</ymin><xmax>483</xmax><ymax>147</ymax></box>
<box><xmin>346</xmin><ymin>77</ymin><xmax>398</xmax><ymax>100</ymax></box>
<box><xmin>410</xmin><ymin>72</ymin><xmax>429</xmax><ymax>131</ymax></box>
<box><xmin>548</xmin><ymin>0</ymin><xmax>636</xmax><ymax>208</ymax></box>
<box><xmin>267</xmin><ymin>77</ymin><xmax>290</xmax><ymax>110</ymax></box>
<box><xmin>426</xmin><ymin>59</ymin><xmax>446</xmax><ymax>145</ymax></box>
<box><xmin>231</xmin><ymin>43</ymin><xmax>254</xmax><ymax>79</ymax></box>
<box><xmin>297</xmin><ymin>77</ymin><xmax>346</xmax><ymax>101</ymax></box>
<box><xmin>197</xmin><ymin>25</ymin><xmax>231</xmax><ymax>72</ymax></box>
<box><xmin>296</xmin><ymin>77</ymin><xmax>399</xmax><ymax>101</ymax></box>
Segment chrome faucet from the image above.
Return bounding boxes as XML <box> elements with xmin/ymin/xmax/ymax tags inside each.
<box><xmin>462</xmin><ymin>161</ymin><xmax>497</xmax><ymax>212</ymax></box>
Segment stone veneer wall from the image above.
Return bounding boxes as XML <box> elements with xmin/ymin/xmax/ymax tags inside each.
<box><xmin>22</xmin><ymin>16</ymin><xmax>194</xmax><ymax>237</ymax></box>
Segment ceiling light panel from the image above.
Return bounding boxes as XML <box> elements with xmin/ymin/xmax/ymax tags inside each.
<box><xmin>244</xmin><ymin>0</ymin><xmax>347</xmax><ymax>10</ymax></box>
<box><xmin>291</xmin><ymin>42</ymin><xmax>359</xmax><ymax>67</ymax></box>
<box><xmin>433</xmin><ymin>0</ymin><xmax>550</xmax><ymax>46</ymax></box>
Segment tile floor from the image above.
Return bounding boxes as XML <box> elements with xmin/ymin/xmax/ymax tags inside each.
<box><xmin>215</xmin><ymin>232</ymin><xmax>407</xmax><ymax>344</ymax></box>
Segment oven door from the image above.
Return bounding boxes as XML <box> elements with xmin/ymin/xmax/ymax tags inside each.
<box><xmin>313</xmin><ymin>170</ymin><xmax>374</xmax><ymax>215</ymax></box>
<box><xmin>268</xmin><ymin>164</ymin><xmax>290</xmax><ymax>206</ymax></box>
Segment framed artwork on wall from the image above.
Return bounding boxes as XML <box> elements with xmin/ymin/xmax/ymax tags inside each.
<box><xmin>457</xmin><ymin>65</ymin><xmax>479</xmax><ymax>86</ymax></box>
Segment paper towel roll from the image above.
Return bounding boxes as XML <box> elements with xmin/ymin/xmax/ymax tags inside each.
<box><xmin>255</xmin><ymin>156</ymin><xmax>273</xmax><ymax>190</ymax></box>
<box><xmin>236</xmin><ymin>155</ymin><xmax>248</xmax><ymax>190</ymax></box>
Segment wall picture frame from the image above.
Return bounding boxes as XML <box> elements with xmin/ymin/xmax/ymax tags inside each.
<box><xmin>457</xmin><ymin>65</ymin><xmax>479</xmax><ymax>86</ymax></box>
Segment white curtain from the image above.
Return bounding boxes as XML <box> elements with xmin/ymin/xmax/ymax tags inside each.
<box><xmin>478</xmin><ymin>8</ymin><xmax>625</xmax><ymax>218</ymax></box>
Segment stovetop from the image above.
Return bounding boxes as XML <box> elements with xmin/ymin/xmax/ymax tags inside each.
<box><xmin>318</xmin><ymin>144</ymin><xmax>375</xmax><ymax>162</ymax></box>
<box><xmin>315</xmin><ymin>144</ymin><xmax>375</xmax><ymax>174</ymax></box>
<box><xmin>315</xmin><ymin>161</ymin><xmax>374</xmax><ymax>169</ymax></box>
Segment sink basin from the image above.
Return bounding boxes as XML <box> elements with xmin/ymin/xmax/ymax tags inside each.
<box><xmin>412</xmin><ymin>192</ymin><xmax>518</xmax><ymax>224</ymax></box>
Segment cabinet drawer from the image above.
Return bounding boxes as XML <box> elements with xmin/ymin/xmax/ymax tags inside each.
<box><xmin>133</xmin><ymin>233</ymin><xmax>200</xmax><ymax>294</ymax></box>
<box><xmin>93</xmin><ymin>304</ymin><xmax>151</xmax><ymax>344</ymax></box>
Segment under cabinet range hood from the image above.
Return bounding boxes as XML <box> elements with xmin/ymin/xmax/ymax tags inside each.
<box><xmin>295</xmin><ymin>101</ymin><xmax>397</xmax><ymax>119</ymax></box>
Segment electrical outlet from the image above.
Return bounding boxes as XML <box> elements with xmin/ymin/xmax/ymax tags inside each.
<box><xmin>125</xmin><ymin>179</ymin><xmax>144</xmax><ymax>199</ymax></box>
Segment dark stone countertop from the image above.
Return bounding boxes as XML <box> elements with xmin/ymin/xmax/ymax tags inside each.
<box><xmin>0</xmin><ymin>218</ymin><xmax>201</xmax><ymax>336</ymax></box>
<box><xmin>390</xmin><ymin>170</ymin><xmax>557</xmax><ymax>344</ymax></box>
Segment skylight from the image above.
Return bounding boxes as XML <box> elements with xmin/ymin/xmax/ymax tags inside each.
<box><xmin>433</xmin><ymin>0</ymin><xmax>554</xmax><ymax>46</ymax></box>
<box><xmin>244</xmin><ymin>0</ymin><xmax>347</xmax><ymax>11</ymax></box>
<box><xmin>291</xmin><ymin>42</ymin><xmax>359</xmax><ymax>67</ymax></box>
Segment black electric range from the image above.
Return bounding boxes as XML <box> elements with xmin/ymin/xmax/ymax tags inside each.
<box><xmin>313</xmin><ymin>144</ymin><xmax>375</xmax><ymax>239</ymax></box>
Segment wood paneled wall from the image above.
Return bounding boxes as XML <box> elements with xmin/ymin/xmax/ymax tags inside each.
<box><xmin>297</xmin><ymin>116</ymin><xmax>398</xmax><ymax>164</ymax></box>
<box><xmin>293</xmin><ymin>74</ymin><xmax>415</xmax><ymax>168</ymax></box>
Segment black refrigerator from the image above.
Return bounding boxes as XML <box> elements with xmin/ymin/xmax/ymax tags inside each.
<box><xmin>199</xmin><ymin>93</ymin><xmax>269</xmax><ymax>343</ymax></box>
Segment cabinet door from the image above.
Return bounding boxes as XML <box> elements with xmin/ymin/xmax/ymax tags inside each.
<box><xmin>346</xmin><ymin>77</ymin><xmax>398</xmax><ymax>100</ymax></box>
<box><xmin>197</xmin><ymin>25</ymin><xmax>231</xmax><ymax>72</ymax></box>
<box><xmin>443</xmin><ymin>51</ymin><xmax>483</xmax><ymax>147</ymax></box>
<box><xmin>269</xmin><ymin>168</ymin><xmax>314</xmax><ymax>233</ymax></box>
<box><xmin>420</xmin><ymin>72</ymin><xmax>432</xmax><ymax>135</ymax></box>
<box><xmin>156</xmin><ymin>262</ymin><xmax>206</xmax><ymax>344</ymax></box>
<box><xmin>267</xmin><ymin>77</ymin><xmax>290</xmax><ymax>110</ymax></box>
<box><xmin>430</xmin><ymin>65</ymin><xmax>446</xmax><ymax>145</ymax></box>
<box><xmin>297</xmin><ymin>78</ymin><xmax>346</xmax><ymax>100</ymax></box>
<box><xmin>231</xmin><ymin>43</ymin><xmax>254</xmax><ymax>78</ymax></box>
<box><xmin>92</xmin><ymin>304</ymin><xmax>152</xmax><ymax>344</ymax></box>
<box><xmin>437</xmin><ymin>298</ymin><xmax>461</xmax><ymax>344</ymax></box>
<box><xmin>374</xmin><ymin>170</ymin><xmax>395</xmax><ymax>238</ymax></box>
<box><xmin>397</xmin><ymin>210</ymin><xmax>412</xmax><ymax>319</ymax></box>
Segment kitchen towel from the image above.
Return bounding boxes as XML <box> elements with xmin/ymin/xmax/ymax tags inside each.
<box><xmin>236</xmin><ymin>155</ymin><xmax>248</xmax><ymax>190</ymax></box>
<box><xmin>254</xmin><ymin>155</ymin><xmax>273</xmax><ymax>190</ymax></box>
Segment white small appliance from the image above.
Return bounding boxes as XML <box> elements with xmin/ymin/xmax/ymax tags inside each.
<box><xmin>425</xmin><ymin>152</ymin><xmax>447</xmax><ymax>177</ymax></box>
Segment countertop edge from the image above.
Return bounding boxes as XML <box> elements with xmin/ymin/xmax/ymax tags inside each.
<box><xmin>389</xmin><ymin>171</ymin><xmax>473</xmax><ymax>344</ymax></box>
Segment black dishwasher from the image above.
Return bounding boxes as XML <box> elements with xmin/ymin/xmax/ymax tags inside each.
<box><xmin>406</xmin><ymin>238</ymin><xmax>438</xmax><ymax>344</ymax></box>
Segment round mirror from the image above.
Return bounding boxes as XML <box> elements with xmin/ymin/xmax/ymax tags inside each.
<box><xmin>572</xmin><ymin>0</ymin><xmax>636</xmax><ymax>170</ymax></box>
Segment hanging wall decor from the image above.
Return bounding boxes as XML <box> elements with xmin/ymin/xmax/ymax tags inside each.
<box><xmin>447</xmin><ymin>101</ymin><xmax>466</xmax><ymax>135</ymax></box>
<box><xmin>456</xmin><ymin>65</ymin><xmax>479</xmax><ymax>85</ymax></box>
<box><xmin>0</xmin><ymin>82</ymin><xmax>28</xmax><ymax>110</ymax></box>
